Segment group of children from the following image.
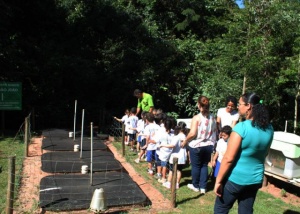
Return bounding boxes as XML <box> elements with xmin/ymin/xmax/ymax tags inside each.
<box><xmin>114</xmin><ymin>108</ymin><xmax>232</xmax><ymax>190</ymax></box>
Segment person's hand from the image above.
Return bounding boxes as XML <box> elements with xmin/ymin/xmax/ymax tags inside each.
<box><xmin>214</xmin><ymin>182</ymin><xmax>223</xmax><ymax>197</ymax></box>
<box><xmin>211</xmin><ymin>160</ymin><xmax>216</xmax><ymax>167</ymax></box>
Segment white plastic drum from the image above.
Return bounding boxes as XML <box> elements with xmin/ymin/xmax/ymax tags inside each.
<box><xmin>74</xmin><ymin>144</ymin><xmax>80</xmax><ymax>152</ymax></box>
<box><xmin>81</xmin><ymin>165</ymin><xmax>89</xmax><ymax>174</ymax></box>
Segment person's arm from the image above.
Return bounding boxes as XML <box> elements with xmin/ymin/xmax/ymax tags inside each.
<box><xmin>214</xmin><ymin>132</ymin><xmax>241</xmax><ymax>197</ymax></box>
<box><xmin>136</xmin><ymin>108</ymin><xmax>141</xmax><ymax>116</ymax></box>
<box><xmin>212</xmin><ymin>151</ymin><xmax>219</xmax><ymax>167</ymax></box>
<box><xmin>114</xmin><ymin>116</ymin><xmax>122</xmax><ymax>123</ymax></box>
<box><xmin>149</xmin><ymin>107</ymin><xmax>154</xmax><ymax>113</ymax></box>
<box><xmin>181</xmin><ymin>114</ymin><xmax>199</xmax><ymax>148</ymax></box>
<box><xmin>147</xmin><ymin>95</ymin><xmax>154</xmax><ymax>113</ymax></box>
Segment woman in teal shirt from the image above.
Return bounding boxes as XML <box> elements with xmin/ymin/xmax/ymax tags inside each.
<box><xmin>214</xmin><ymin>92</ymin><xmax>274</xmax><ymax>214</ymax></box>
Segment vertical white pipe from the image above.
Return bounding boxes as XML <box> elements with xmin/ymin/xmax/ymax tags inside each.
<box><xmin>73</xmin><ymin>100</ymin><xmax>77</xmax><ymax>141</ymax></box>
<box><xmin>80</xmin><ymin>109</ymin><xmax>85</xmax><ymax>159</ymax></box>
<box><xmin>90</xmin><ymin>122</ymin><xmax>93</xmax><ymax>185</ymax></box>
<box><xmin>284</xmin><ymin>120</ymin><xmax>288</xmax><ymax>132</ymax></box>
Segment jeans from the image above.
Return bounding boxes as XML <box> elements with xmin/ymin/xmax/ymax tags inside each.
<box><xmin>188</xmin><ymin>145</ymin><xmax>213</xmax><ymax>189</ymax></box>
<box><xmin>214</xmin><ymin>180</ymin><xmax>261</xmax><ymax>214</ymax></box>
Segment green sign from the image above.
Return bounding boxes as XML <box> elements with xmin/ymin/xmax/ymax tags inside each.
<box><xmin>0</xmin><ymin>82</ymin><xmax>22</xmax><ymax>110</ymax></box>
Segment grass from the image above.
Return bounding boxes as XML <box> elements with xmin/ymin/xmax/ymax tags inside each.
<box><xmin>113</xmin><ymin>141</ymin><xmax>300</xmax><ymax>214</ymax></box>
<box><xmin>0</xmin><ymin>136</ymin><xmax>25</xmax><ymax>213</ymax></box>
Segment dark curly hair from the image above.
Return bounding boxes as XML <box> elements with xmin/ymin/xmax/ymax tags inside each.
<box><xmin>241</xmin><ymin>92</ymin><xmax>270</xmax><ymax>130</ymax></box>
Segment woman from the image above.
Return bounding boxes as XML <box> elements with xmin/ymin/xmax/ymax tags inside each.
<box><xmin>214</xmin><ymin>92</ymin><xmax>274</xmax><ymax>214</ymax></box>
<box><xmin>216</xmin><ymin>96</ymin><xmax>240</xmax><ymax>133</ymax></box>
<box><xmin>181</xmin><ymin>95</ymin><xmax>217</xmax><ymax>194</ymax></box>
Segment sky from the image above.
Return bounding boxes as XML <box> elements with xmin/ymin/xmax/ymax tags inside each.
<box><xmin>236</xmin><ymin>0</ymin><xmax>245</xmax><ymax>8</ymax></box>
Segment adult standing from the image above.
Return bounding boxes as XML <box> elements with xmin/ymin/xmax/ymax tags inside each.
<box><xmin>216</xmin><ymin>96</ymin><xmax>240</xmax><ymax>133</ymax></box>
<box><xmin>181</xmin><ymin>95</ymin><xmax>217</xmax><ymax>194</ymax></box>
<box><xmin>214</xmin><ymin>92</ymin><xmax>274</xmax><ymax>214</ymax></box>
<box><xmin>133</xmin><ymin>89</ymin><xmax>154</xmax><ymax>116</ymax></box>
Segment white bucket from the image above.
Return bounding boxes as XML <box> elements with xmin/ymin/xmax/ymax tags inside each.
<box><xmin>74</xmin><ymin>144</ymin><xmax>80</xmax><ymax>152</ymax></box>
<box><xmin>81</xmin><ymin>165</ymin><xmax>89</xmax><ymax>174</ymax></box>
<box><xmin>90</xmin><ymin>188</ymin><xmax>107</xmax><ymax>211</ymax></box>
<box><xmin>69</xmin><ymin>132</ymin><xmax>74</xmax><ymax>138</ymax></box>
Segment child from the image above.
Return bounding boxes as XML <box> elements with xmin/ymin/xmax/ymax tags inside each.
<box><xmin>154</xmin><ymin>117</ymin><xmax>174</xmax><ymax>183</ymax></box>
<box><xmin>114</xmin><ymin>109</ymin><xmax>130</xmax><ymax>144</ymax></box>
<box><xmin>153</xmin><ymin>112</ymin><xmax>167</xmax><ymax>179</ymax></box>
<box><xmin>163</xmin><ymin>121</ymin><xmax>188</xmax><ymax>189</ymax></box>
<box><xmin>143</xmin><ymin>112</ymin><xmax>160</xmax><ymax>175</ymax></box>
<box><xmin>135</xmin><ymin>111</ymin><xmax>147</xmax><ymax>163</ymax></box>
<box><xmin>127</xmin><ymin>107</ymin><xmax>139</xmax><ymax>151</ymax></box>
<box><xmin>211</xmin><ymin>125</ymin><xmax>232</xmax><ymax>178</ymax></box>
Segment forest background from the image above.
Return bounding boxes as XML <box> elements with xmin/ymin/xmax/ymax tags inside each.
<box><xmin>1</xmin><ymin>0</ymin><xmax>300</xmax><ymax>134</ymax></box>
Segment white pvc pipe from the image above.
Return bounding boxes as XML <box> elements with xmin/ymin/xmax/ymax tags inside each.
<box><xmin>90</xmin><ymin>122</ymin><xmax>93</xmax><ymax>185</ymax></box>
<box><xmin>284</xmin><ymin>120</ymin><xmax>287</xmax><ymax>132</ymax></box>
<box><xmin>73</xmin><ymin>100</ymin><xmax>77</xmax><ymax>141</ymax></box>
<box><xmin>80</xmin><ymin>109</ymin><xmax>85</xmax><ymax>159</ymax></box>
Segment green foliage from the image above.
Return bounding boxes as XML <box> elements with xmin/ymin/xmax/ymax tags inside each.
<box><xmin>0</xmin><ymin>137</ymin><xmax>25</xmax><ymax>213</ymax></box>
<box><xmin>1</xmin><ymin>0</ymin><xmax>300</xmax><ymax>130</ymax></box>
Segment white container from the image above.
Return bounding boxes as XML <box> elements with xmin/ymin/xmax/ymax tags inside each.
<box><xmin>81</xmin><ymin>165</ymin><xmax>88</xmax><ymax>174</ymax></box>
<box><xmin>74</xmin><ymin>144</ymin><xmax>80</xmax><ymax>152</ymax></box>
<box><xmin>176</xmin><ymin>118</ymin><xmax>192</xmax><ymax>129</ymax></box>
<box><xmin>270</xmin><ymin>131</ymin><xmax>300</xmax><ymax>158</ymax></box>
<box><xmin>90</xmin><ymin>188</ymin><xmax>107</xmax><ymax>212</ymax></box>
<box><xmin>284</xmin><ymin>158</ymin><xmax>300</xmax><ymax>178</ymax></box>
<box><xmin>69</xmin><ymin>132</ymin><xmax>74</xmax><ymax>138</ymax></box>
<box><xmin>267</xmin><ymin>131</ymin><xmax>300</xmax><ymax>178</ymax></box>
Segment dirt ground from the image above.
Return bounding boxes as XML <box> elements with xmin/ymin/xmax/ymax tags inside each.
<box><xmin>15</xmin><ymin>137</ymin><xmax>300</xmax><ymax>213</ymax></box>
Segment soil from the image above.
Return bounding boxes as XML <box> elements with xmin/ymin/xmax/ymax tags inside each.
<box><xmin>15</xmin><ymin>137</ymin><xmax>300</xmax><ymax>213</ymax></box>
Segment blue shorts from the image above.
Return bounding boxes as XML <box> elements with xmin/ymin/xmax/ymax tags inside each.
<box><xmin>146</xmin><ymin>150</ymin><xmax>156</xmax><ymax>162</ymax></box>
<box><xmin>128</xmin><ymin>133</ymin><xmax>136</xmax><ymax>142</ymax></box>
<box><xmin>155</xmin><ymin>151</ymin><xmax>161</xmax><ymax>167</ymax></box>
<box><xmin>214</xmin><ymin>160</ymin><xmax>221</xmax><ymax>177</ymax></box>
<box><xmin>139</xmin><ymin>139</ymin><xmax>146</xmax><ymax>149</ymax></box>
<box><xmin>160</xmin><ymin>160</ymin><xmax>168</xmax><ymax>167</ymax></box>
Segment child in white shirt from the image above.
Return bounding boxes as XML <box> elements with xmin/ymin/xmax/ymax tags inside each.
<box><xmin>154</xmin><ymin>117</ymin><xmax>174</xmax><ymax>183</ymax></box>
<box><xmin>127</xmin><ymin>107</ymin><xmax>139</xmax><ymax>151</ymax></box>
<box><xmin>163</xmin><ymin>121</ymin><xmax>188</xmax><ymax>189</ymax></box>
<box><xmin>143</xmin><ymin>112</ymin><xmax>160</xmax><ymax>175</ymax></box>
<box><xmin>212</xmin><ymin>125</ymin><xmax>232</xmax><ymax>177</ymax></box>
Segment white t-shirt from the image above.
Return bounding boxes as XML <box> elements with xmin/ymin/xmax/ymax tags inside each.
<box><xmin>144</xmin><ymin>123</ymin><xmax>161</xmax><ymax>151</ymax></box>
<box><xmin>169</xmin><ymin>132</ymin><xmax>187</xmax><ymax>164</ymax></box>
<box><xmin>127</xmin><ymin>115</ymin><xmax>138</xmax><ymax>134</ymax></box>
<box><xmin>121</xmin><ymin>115</ymin><xmax>130</xmax><ymax>132</ymax></box>
<box><xmin>215</xmin><ymin>138</ymin><xmax>228</xmax><ymax>162</ymax></box>
<box><xmin>136</xmin><ymin>119</ymin><xmax>145</xmax><ymax>140</ymax></box>
<box><xmin>153</xmin><ymin>128</ymin><xmax>173</xmax><ymax>161</ymax></box>
<box><xmin>217</xmin><ymin>107</ymin><xmax>239</xmax><ymax>128</ymax></box>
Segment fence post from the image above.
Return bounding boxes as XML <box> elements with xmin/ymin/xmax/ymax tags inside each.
<box><xmin>24</xmin><ymin>117</ymin><xmax>29</xmax><ymax>157</ymax></box>
<box><xmin>171</xmin><ymin>157</ymin><xmax>178</xmax><ymax>208</ymax></box>
<box><xmin>6</xmin><ymin>156</ymin><xmax>16</xmax><ymax>214</ymax></box>
<box><xmin>121</xmin><ymin>123</ymin><xmax>125</xmax><ymax>156</ymax></box>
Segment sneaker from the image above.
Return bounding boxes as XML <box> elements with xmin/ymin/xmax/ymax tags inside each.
<box><xmin>163</xmin><ymin>181</ymin><xmax>171</xmax><ymax>189</ymax></box>
<box><xmin>147</xmin><ymin>169</ymin><xmax>154</xmax><ymax>175</ymax></box>
<box><xmin>176</xmin><ymin>183</ymin><xmax>179</xmax><ymax>189</ymax></box>
<box><xmin>200</xmin><ymin>188</ymin><xmax>206</xmax><ymax>195</ymax></box>
<box><xmin>187</xmin><ymin>184</ymin><xmax>199</xmax><ymax>192</ymax></box>
<box><xmin>134</xmin><ymin>158</ymin><xmax>140</xmax><ymax>164</ymax></box>
<box><xmin>158</xmin><ymin>178</ymin><xmax>167</xmax><ymax>183</ymax></box>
